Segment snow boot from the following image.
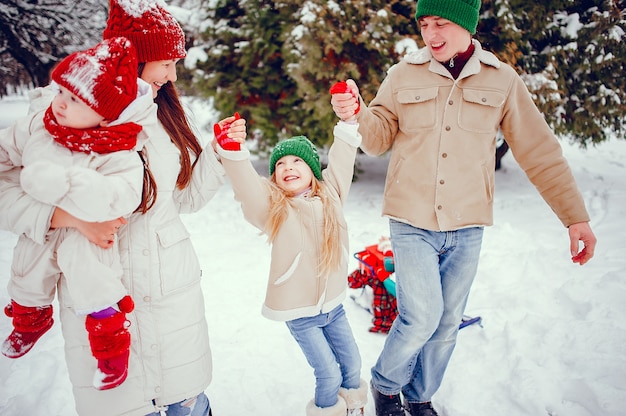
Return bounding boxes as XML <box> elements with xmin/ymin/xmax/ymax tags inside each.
<box><xmin>85</xmin><ymin>295</ymin><xmax>134</xmax><ymax>390</ymax></box>
<box><xmin>403</xmin><ymin>400</ymin><xmax>439</xmax><ymax>416</ymax></box>
<box><xmin>339</xmin><ymin>379</ymin><xmax>368</xmax><ymax>416</ymax></box>
<box><xmin>306</xmin><ymin>396</ymin><xmax>347</xmax><ymax>416</ymax></box>
<box><xmin>1</xmin><ymin>300</ymin><xmax>54</xmax><ymax>358</ymax></box>
<box><xmin>370</xmin><ymin>380</ymin><xmax>405</xmax><ymax>416</ymax></box>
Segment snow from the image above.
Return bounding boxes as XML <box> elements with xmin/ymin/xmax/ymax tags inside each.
<box><xmin>1</xmin><ymin>94</ymin><xmax>625</xmax><ymax>416</ymax></box>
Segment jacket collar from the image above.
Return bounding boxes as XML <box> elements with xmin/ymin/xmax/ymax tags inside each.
<box><xmin>403</xmin><ymin>39</ymin><xmax>501</xmax><ymax>79</ymax></box>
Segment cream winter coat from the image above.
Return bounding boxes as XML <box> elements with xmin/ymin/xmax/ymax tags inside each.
<box><xmin>356</xmin><ymin>40</ymin><xmax>589</xmax><ymax>231</ymax></box>
<box><xmin>0</xmin><ymin>80</ymin><xmax>154</xmax><ymax>313</ymax></box>
<box><xmin>0</xmin><ymin>87</ymin><xmax>226</xmax><ymax>415</ymax></box>
<box><xmin>219</xmin><ymin>122</ymin><xmax>361</xmax><ymax>322</ymax></box>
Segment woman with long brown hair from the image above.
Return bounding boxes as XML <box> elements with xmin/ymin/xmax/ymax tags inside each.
<box><xmin>0</xmin><ymin>1</ymin><xmax>245</xmax><ymax>414</ymax></box>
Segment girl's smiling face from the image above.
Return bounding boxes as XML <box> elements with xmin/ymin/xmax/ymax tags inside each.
<box><xmin>140</xmin><ymin>59</ymin><xmax>179</xmax><ymax>98</ymax></box>
<box><xmin>418</xmin><ymin>16</ymin><xmax>472</xmax><ymax>63</ymax></box>
<box><xmin>273</xmin><ymin>155</ymin><xmax>314</xmax><ymax>195</ymax></box>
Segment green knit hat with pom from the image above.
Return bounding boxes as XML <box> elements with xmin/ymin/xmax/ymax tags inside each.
<box><xmin>269</xmin><ymin>136</ymin><xmax>322</xmax><ymax>180</ymax></box>
<box><xmin>415</xmin><ymin>0</ymin><xmax>481</xmax><ymax>34</ymax></box>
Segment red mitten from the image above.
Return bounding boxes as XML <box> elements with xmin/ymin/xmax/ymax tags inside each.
<box><xmin>329</xmin><ymin>81</ymin><xmax>360</xmax><ymax>114</ymax></box>
<box><xmin>213</xmin><ymin>112</ymin><xmax>241</xmax><ymax>151</ymax></box>
<box><xmin>117</xmin><ymin>295</ymin><xmax>134</xmax><ymax>314</ymax></box>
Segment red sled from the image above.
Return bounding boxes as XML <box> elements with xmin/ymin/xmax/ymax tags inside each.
<box><xmin>348</xmin><ymin>244</ymin><xmax>397</xmax><ymax>334</ymax></box>
<box><xmin>348</xmin><ymin>242</ymin><xmax>482</xmax><ymax>334</ymax></box>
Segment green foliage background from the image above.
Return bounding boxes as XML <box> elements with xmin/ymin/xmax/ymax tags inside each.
<box><xmin>180</xmin><ymin>0</ymin><xmax>625</xmax><ymax>152</ymax></box>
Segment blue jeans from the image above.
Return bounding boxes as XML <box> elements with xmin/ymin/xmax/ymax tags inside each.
<box><xmin>371</xmin><ymin>220</ymin><xmax>484</xmax><ymax>402</ymax></box>
<box><xmin>286</xmin><ymin>304</ymin><xmax>362</xmax><ymax>408</ymax></box>
<box><xmin>145</xmin><ymin>393</ymin><xmax>211</xmax><ymax>416</ymax></box>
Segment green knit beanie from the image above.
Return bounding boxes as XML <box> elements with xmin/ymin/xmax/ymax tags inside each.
<box><xmin>269</xmin><ymin>136</ymin><xmax>322</xmax><ymax>180</ymax></box>
<box><xmin>415</xmin><ymin>0</ymin><xmax>481</xmax><ymax>34</ymax></box>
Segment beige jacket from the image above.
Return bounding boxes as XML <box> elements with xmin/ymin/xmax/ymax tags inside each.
<box><xmin>219</xmin><ymin>122</ymin><xmax>361</xmax><ymax>322</ymax></box>
<box><xmin>357</xmin><ymin>40</ymin><xmax>589</xmax><ymax>231</ymax></box>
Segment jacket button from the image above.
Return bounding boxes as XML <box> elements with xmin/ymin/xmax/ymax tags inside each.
<box><xmin>442</xmin><ymin>153</ymin><xmax>448</xmax><ymax>158</ymax></box>
<box><xmin>448</xmin><ymin>100</ymin><xmax>453</xmax><ymax>105</ymax></box>
<box><xmin>143</xmin><ymin>296</ymin><xmax>151</xmax><ymax>302</ymax></box>
<box><xmin>437</xmin><ymin>205</ymin><xmax>443</xmax><ymax>210</ymax></box>
<box><xmin>445</xmin><ymin>126</ymin><xmax>451</xmax><ymax>131</ymax></box>
<box><xmin>482</xmin><ymin>97</ymin><xmax>487</xmax><ymax>102</ymax></box>
<box><xmin>439</xmin><ymin>179</ymin><xmax>445</xmax><ymax>185</ymax></box>
<box><xmin>415</xmin><ymin>96</ymin><xmax>420</xmax><ymax>100</ymax></box>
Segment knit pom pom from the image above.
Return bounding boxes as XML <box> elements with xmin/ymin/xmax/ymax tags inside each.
<box><xmin>117</xmin><ymin>295</ymin><xmax>134</xmax><ymax>313</ymax></box>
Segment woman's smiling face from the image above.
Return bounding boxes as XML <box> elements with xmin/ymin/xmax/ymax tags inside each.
<box><xmin>140</xmin><ymin>59</ymin><xmax>179</xmax><ymax>98</ymax></box>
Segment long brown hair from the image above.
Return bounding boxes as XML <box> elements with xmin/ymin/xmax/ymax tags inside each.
<box><xmin>134</xmin><ymin>64</ymin><xmax>203</xmax><ymax>213</ymax></box>
<box><xmin>265</xmin><ymin>175</ymin><xmax>342</xmax><ymax>277</ymax></box>
<box><xmin>154</xmin><ymin>81</ymin><xmax>203</xmax><ymax>188</ymax></box>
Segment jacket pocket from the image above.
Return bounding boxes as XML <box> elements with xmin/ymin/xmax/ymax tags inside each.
<box><xmin>156</xmin><ymin>219</ymin><xmax>202</xmax><ymax>294</ymax></box>
<box><xmin>459</xmin><ymin>88</ymin><xmax>505</xmax><ymax>134</ymax></box>
<box><xmin>396</xmin><ymin>87</ymin><xmax>439</xmax><ymax>131</ymax></box>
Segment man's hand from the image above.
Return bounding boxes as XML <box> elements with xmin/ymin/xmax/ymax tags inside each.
<box><xmin>568</xmin><ymin>221</ymin><xmax>596</xmax><ymax>265</ymax></box>
<box><xmin>330</xmin><ymin>79</ymin><xmax>360</xmax><ymax>121</ymax></box>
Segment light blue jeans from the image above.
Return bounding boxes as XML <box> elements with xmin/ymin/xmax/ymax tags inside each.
<box><xmin>145</xmin><ymin>393</ymin><xmax>211</xmax><ymax>416</ymax></box>
<box><xmin>371</xmin><ymin>220</ymin><xmax>483</xmax><ymax>402</ymax></box>
<box><xmin>286</xmin><ymin>304</ymin><xmax>362</xmax><ymax>408</ymax></box>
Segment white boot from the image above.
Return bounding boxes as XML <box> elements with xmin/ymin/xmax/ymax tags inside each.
<box><xmin>306</xmin><ymin>396</ymin><xmax>348</xmax><ymax>416</ymax></box>
<box><xmin>339</xmin><ymin>379</ymin><xmax>368</xmax><ymax>416</ymax></box>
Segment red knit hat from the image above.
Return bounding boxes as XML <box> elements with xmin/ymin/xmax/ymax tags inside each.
<box><xmin>51</xmin><ymin>37</ymin><xmax>138</xmax><ymax>121</ymax></box>
<box><xmin>103</xmin><ymin>0</ymin><xmax>187</xmax><ymax>63</ymax></box>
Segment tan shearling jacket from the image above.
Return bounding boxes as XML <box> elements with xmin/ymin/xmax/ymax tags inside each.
<box><xmin>219</xmin><ymin>122</ymin><xmax>361</xmax><ymax>322</ymax></box>
<box><xmin>357</xmin><ymin>40</ymin><xmax>589</xmax><ymax>231</ymax></box>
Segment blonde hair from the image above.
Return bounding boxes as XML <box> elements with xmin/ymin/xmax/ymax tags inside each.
<box><xmin>266</xmin><ymin>174</ymin><xmax>342</xmax><ymax>277</ymax></box>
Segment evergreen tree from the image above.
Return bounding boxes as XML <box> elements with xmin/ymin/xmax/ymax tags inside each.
<box><xmin>182</xmin><ymin>0</ymin><xmax>626</xmax><ymax>150</ymax></box>
<box><xmin>185</xmin><ymin>0</ymin><xmax>301</xmax><ymax>151</ymax></box>
<box><xmin>186</xmin><ymin>1</ymin><xmax>416</xmax><ymax>150</ymax></box>
<box><xmin>0</xmin><ymin>0</ymin><xmax>108</xmax><ymax>95</ymax></box>
<box><xmin>479</xmin><ymin>0</ymin><xmax>626</xmax><ymax>145</ymax></box>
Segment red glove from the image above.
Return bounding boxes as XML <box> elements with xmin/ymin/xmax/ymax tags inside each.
<box><xmin>329</xmin><ymin>81</ymin><xmax>360</xmax><ymax>114</ymax></box>
<box><xmin>213</xmin><ymin>112</ymin><xmax>241</xmax><ymax>151</ymax></box>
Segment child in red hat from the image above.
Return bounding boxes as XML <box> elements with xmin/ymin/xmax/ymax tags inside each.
<box><xmin>0</xmin><ymin>36</ymin><xmax>157</xmax><ymax>391</ymax></box>
<box><xmin>1</xmin><ymin>1</ymin><xmax>246</xmax><ymax>414</ymax></box>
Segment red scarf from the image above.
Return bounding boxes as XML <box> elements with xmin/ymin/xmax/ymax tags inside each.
<box><xmin>43</xmin><ymin>107</ymin><xmax>142</xmax><ymax>154</ymax></box>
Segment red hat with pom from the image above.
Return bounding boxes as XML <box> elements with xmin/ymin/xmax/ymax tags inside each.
<box><xmin>103</xmin><ymin>0</ymin><xmax>187</xmax><ymax>63</ymax></box>
<box><xmin>51</xmin><ymin>37</ymin><xmax>138</xmax><ymax>121</ymax></box>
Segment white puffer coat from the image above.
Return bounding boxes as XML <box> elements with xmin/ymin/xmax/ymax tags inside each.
<box><xmin>0</xmin><ymin>87</ymin><xmax>226</xmax><ymax>415</ymax></box>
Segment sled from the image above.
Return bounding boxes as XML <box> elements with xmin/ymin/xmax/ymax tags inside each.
<box><xmin>348</xmin><ymin>242</ymin><xmax>482</xmax><ymax>333</ymax></box>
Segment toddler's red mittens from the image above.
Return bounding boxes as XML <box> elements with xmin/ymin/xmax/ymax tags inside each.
<box><xmin>214</xmin><ymin>112</ymin><xmax>241</xmax><ymax>151</ymax></box>
<box><xmin>329</xmin><ymin>81</ymin><xmax>360</xmax><ymax>114</ymax></box>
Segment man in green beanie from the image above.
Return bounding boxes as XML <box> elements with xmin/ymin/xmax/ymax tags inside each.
<box><xmin>329</xmin><ymin>1</ymin><xmax>597</xmax><ymax>415</ymax></box>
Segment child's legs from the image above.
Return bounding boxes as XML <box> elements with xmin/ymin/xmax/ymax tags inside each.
<box><xmin>56</xmin><ymin>230</ymin><xmax>127</xmax><ymax>315</ymax></box>
<box><xmin>322</xmin><ymin>304</ymin><xmax>362</xmax><ymax>390</ymax></box>
<box><xmin>7</xmin><ymin>233</ymin><xmax>61</xmax><ymax>306</ymax></box>
<box><xmin>286</xmin><ymin>314</ymin><xmax>343</xmax><ymax>408</ymax></box>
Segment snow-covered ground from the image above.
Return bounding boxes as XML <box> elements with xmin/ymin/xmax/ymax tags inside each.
<box><xmin>0</xmin><ymin>94</ymin><xmax>624</xmax><ymax>415</ymax></box>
